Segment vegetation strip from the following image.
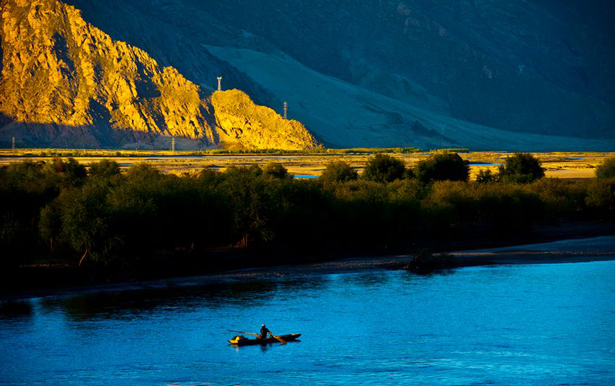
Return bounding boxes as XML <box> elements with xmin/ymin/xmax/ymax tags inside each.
<box><xmin>1</xmin><ymin>153</ymin><xmax>614</xmax><ymax>293</ymax></box>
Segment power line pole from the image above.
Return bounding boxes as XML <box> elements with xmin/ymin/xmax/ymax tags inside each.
<box><xmin>217</xmin><ymin>76</ymin><xmax>222</xmax><ymax>91</ymax></box>
<box><xmin>12</xmin><ymin>136</ymin><xmax>15</xmax><ymax>152</ymax></box>
<box><xmin>283</xmin><ymin>101</ymin><xmax>288</xmax><ymax>119</ymax></box>
<box><xmin>171</xmin><ymin>137</ymin><xmax>176</xmax><ymax>152</ymax></box>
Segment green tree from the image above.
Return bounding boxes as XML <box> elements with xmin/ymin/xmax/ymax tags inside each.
<box><xmin>595</xmin><ymin>157</ymin><xmax>615</xmax><ymax>180</ymax></box>
<box><xmin>415</xmin><ymin>153</ymin><xmax>469</xmax><ymax>184</ymax></box>
<box><xmin>263</xmin><ymin>162</ymin><xmax>290</xmax><ymax>179</ymax></box>
<box><xmin>476</xmin><ymin>169</ymin><xmax>497</xmax><ymax>184</ymax></box>
<box><xmin>319</xmin><ymin>161</ymin><xmax>358</xmax><ymax>184</ymax></box>
<box><xmin>44</xmin><ymin>157</ymin><xmax>87</xmax><ymax>187</ymax></box>
<box><xmin>126</xmin><ymin>163</ymin><xmax>163</xmax><ymax>181</ymax></box>
<box><xmin>0</xmin><ymin>161</ymin><xmax>64</xmax><ymax>266</ymax></box>
<box><xmin>498</xmin><ymin>153</ymin><xmax>545</xmax><ymax>183</ymax></box>
<box><xmin>40</xmin><ymin>179</ymin><xmax>118</xmax><ymax>266</ymax></box>
<box><xmin>220</xmin><ymin>168</ymin><xmax>279</xmax><ymax>248</ymax></box>
<box><xmin>89</xmin><ymin>160</ymin><xmax>121</xmax><ymax>179</ymax></box>
<box><xmin>224</xmin><ymin>164</ymin><xmax>263</xmax><ymax>179</ymax></box>
<box><xmin>362</xmin><ymin>154</ymin><xmax>406</xmax><ymax>183</ymax></box>
<box><xmin>403</xmin><ymin>167</ymin><xmax>416</xmax><ymax>180</ymax></box>
<box><xmin>106</xmin><ymin>169</ymin><xmax>231</xmax><ymax>260</ymax></box>
<box><xmin>586</xmin><ymin>179</ymin><xmax>615</xmax><ymax>213</ymax></box>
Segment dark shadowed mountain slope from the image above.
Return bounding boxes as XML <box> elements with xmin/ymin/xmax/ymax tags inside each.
<box><xmin>195</xmin><ymin>0</ymin><xmax>615</xmax><ymax>139</ymax></box>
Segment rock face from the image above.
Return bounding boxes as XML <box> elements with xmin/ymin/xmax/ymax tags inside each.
<box><xmin>0</xmin><ymin>0</ymin><xmax>316</xmax><ymax>149</ymax></box>
<box><xmin>211</xmin><ymin>90</ymin><xmax>317</xmax><ymax>150</ymax></box>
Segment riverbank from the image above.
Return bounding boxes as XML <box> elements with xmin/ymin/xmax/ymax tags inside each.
<box><xmin>1</xmin><ymin>222</ymin><xmax>613</xmax><ymax>301</ymax></box>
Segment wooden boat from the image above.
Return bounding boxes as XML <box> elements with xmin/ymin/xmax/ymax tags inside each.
<box><xmin>228</xmin><ymin>333</ymin><xmax>301</xmax><ymax>346</ymax></box>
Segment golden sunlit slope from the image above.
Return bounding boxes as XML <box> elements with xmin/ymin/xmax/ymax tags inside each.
<box><xmin>0</xmin><ymin>0</ymin><xmax>316</xmax><ymax>150</ymax></box>
<box><xmin>211</xmin><ymin>90</ymin><xmax>317</xmax><ymax>150</ymax></box>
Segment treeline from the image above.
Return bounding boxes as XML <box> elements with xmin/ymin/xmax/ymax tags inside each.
<box><xmin>1</xmin><ymin>154</ymin><xmax>614</xmax><ymax>270</ymax></box>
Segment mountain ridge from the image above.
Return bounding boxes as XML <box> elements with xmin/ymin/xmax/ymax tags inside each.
<box><xmin>60</xmin><ymin>0</ymin><xmax>615</xmax><ymax>150</ymax></box>
<box><xmin>1</xmin><ymin>0</ymin><xmax>614</xmax><ymax>150</ymax></box>
<box><xmin>0</xmin><ymin>0</ymin><xmax>316</xmax><ymax>150</ymax></box>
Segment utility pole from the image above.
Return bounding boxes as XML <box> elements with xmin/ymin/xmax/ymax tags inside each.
<box><xmin>171</xmin><ymin>137</ymin><xmax>176</xmax><ymax>152</ymax></box>
<box><xmin>12</xmin><ymin>136</ymin><xmax>15</xmax><ymax>152</ymax></box>
<box><xmin>283</xmin><ymin>101</ymin><xmax>288</xmax><ymax>119</ymax></box>
<box><xmin>217</xmin><ymin>76</ymin><xmax>222</xmax><ymax>91</ymax></box>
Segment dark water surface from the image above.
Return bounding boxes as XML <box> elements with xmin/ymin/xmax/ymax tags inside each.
<box><xmin>2</xmin><ymin>257</ymin><xmax>615</xmax><ymax>384</ymax></box>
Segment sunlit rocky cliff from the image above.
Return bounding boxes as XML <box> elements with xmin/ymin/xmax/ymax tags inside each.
<box><xmin>0</xmin><ymin>0</ymin><xmax>317</xmax><ymax>149</ymax></box>
<box><xmin>211</xmin><ymin>90</ymin><xmax>317</xmax><ymax>150</ymax></box>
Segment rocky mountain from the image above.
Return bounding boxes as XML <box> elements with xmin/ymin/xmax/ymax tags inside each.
<box><xmin>211</xmin><ymin>90</ymin><xmax>317</xmax><ymax>149</ymax></box>
<box><xmin>0</xmin><ymin>0</ymin><xmax>316</xmax><ymax>149</ymax></box>
<box><xmin>1</xmin><ymin>0</ymin><xmax>614</xmax><ymax>150</ymax></box>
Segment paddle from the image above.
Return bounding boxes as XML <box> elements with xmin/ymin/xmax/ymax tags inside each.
<box><xmin>227</xmin><ymin>330</ymin><xmax>258</xmax><ymax>335</ymax></box>
<box><xmin>270</xmin><ymin>332</ymin><xmax>287</xmax><ymax>345</ymax></box>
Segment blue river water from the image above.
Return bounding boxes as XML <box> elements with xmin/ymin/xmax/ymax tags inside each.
<box><xmin>1</xmin><ymin>254</ymin><xmax>615</xmax><ymax>384</ymax></box>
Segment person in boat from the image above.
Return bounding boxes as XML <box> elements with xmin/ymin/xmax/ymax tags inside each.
<box><xmin>257</xmin><ymin>324</ymin><xmax>271</xmax><ymax>339</ymax></box>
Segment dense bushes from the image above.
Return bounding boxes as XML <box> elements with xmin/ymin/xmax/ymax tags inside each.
<box><xmin>415</xmin><ymin>153</ymin><xmax>469</xmax><ymax>184</ymax></box>
<box><xmin>595</xmin><ymin>157</ymin><xmax>615</xmax><ymax>180</ymax></box>
<box><xmin>0</xmin><ymin>159</ymin><xmax>86</xmax><ymax>267</ymax></box>
<box><xmin>498</xmin><ymin>153</ymin><xmax>545</xmax><ymax>183</ymax></box>
<box><xmin>0</xmin><ymin>157</ymin><xmax>613</xmax><ymax>269</ymax></box>
<box><xmin>360</xmin><ymin>152</ymin><xmax>470</xmax><ymax>184</ymax></box>
<box><xmin>362</xmin><ymin>154</ymin><xmax>406</xmax><ymax>183</ymax></box>
<box><xmin>319</xmin><ymin>161</ymin><xmax>358</xmax><ymax>184</ymax></box>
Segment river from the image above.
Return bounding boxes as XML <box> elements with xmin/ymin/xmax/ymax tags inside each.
<box><xmin>1</xmin><ymin>239</ymin><xmax>615</xmax><ymax>385</ymax></box>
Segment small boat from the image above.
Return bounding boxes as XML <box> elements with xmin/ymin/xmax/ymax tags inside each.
<box><xmin>228</xmin><ymin>333</ymin><xmax>301</xmax><ymax>346</ymax></box>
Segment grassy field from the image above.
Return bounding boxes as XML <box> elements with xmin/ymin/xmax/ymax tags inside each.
<box><xmin>0</xmin><ymin>149</ymin><xmax>612</xmax><ymax>179</ymax></box>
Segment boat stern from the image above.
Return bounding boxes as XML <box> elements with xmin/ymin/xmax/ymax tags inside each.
<box><xmin>228</xmin><ymin>335</ymin><xmax>248</xmax><ymax>345</ymax></box>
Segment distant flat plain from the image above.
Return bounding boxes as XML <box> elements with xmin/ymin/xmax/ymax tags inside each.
<box><xmin>0</xmin><ymin>149</ymin><xmax>613</xmax><ymax>180</ymax></box>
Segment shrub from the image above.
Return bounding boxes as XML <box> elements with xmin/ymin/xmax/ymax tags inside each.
<box><xmin>40</xmin><ymin>179</ymin><xmax>117</xmax><ymax>266</ymax></box>
<box><xmin>125</xmin><ymin>163</ymin><xmax>163</xmax><ymax>181</ymax></box>
<box><xmin>403</xmin><ymin>167</ymin><xmax>416</xmax><ymax>180</ymax></box>
<box><xmin>89</xmin><ymin>160</ymin><xmax>121</xmax><ymax>179</ymax></box>
<box><xmin>219</xmin><ymin>168</ymin><xmax>279</xmax><ymax>247</ymax></box>
<box><xmin>421</xmin><ymin>181</ymin><xmax>477</xmax><ymax>226</ymax></box>
<box><xmin>595</xmin><ymin>157</ymin><xmax>615</xmax><ymax>180</ymax></box>
<box><xmin>586</xmin><ymin>178</ymin><xmax>615</xmax><ymax>213</ymax></box>
<box><xmin>319</xmin><ymin>161</ymin><xmax>358</xmax><ymax>184</ymax></box>
<box><xmin>263</xmin><ymin>162</ymin><xmax>290</xmax><ymax>179</ymax></box>
<box><xmin>0</xmin><ymin>161</ymin><xmax>65</xmax><ymax>266</ymax></box>
<box><xmin>362</xmin><ymin>154</ymin><xmax>406</xmax><ymax>183</ymax></box>
<box><xmin>476</xmin><ymin>169</ymin><xmax>496</xmax><ymax>184</ymax></box>
<box><xmin>498</xmin><ymin>153</ymin><xmax>545</xmax><ymax>183</ymax></box>
<box><xmin>41</xmin><ymin>157</ymin><xmax>87</xmax><ymax>188</ymax></box>
<box><xmin>532</xmin><ymin>178</ymin><xmax>589</xmax><ymax>219</ymax></box>
<box><xmin>224</xmin><ymin>164</ymin><xmax>263</xmax><ymax>179</ymax></box>
<box><xmin>415</xmin><ymin>153</ymin><xmax>469</xmax><ymax>184</ymax></box>
<box><xmin>405</xmin><ymin>249</ymin><xmax>456</xmax><ymax>271</ymax></box>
